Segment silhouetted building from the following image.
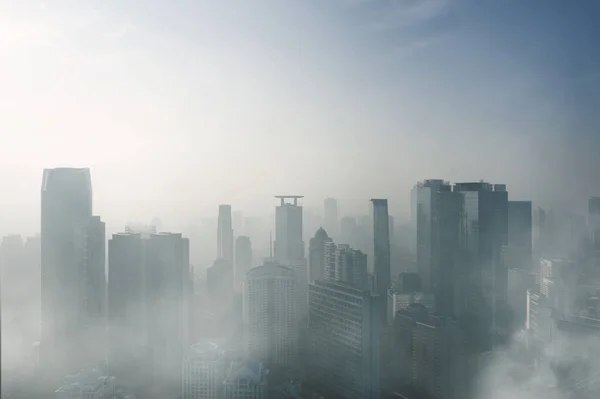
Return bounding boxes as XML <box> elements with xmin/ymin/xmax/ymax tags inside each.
<box><xmin>507</xmin><ymin>201</ymin><xmax>533</xmax><ymax>270</ymax></box>
<box><xmin>243</xmin><ymin>262</ymin><xmax>298</xmax><ymax>367</ymax></box>
<box><xmin>234</xmin><ymin>236</ymin><xmax>253</xmax><ymax>292</ymax></box>
<box><xmin>453</xmin><ymin>181</ymin><xmax>509</xmax><ymax>347</ymax></box>
<box><xmin>41</xmin><ymin>167</ymin><xmax>93</xmax><ymax>375</ymax></box>
<box><xmin>393</xmin><ymin>305</ymin><xmax>467</xmax><ymax>399</ymax></box>
<box><xmin>218</xmin><ymin>205</ymin><xmax>234</xmax><ymax>263</ymax></box>
<box><xmin>307</xmin><ymin>280</ymin><xmax>380</xmax><ymax>399</ymax></box>
<box><xmin>323</xmin><ymin>199</ymin><xmax>339</xmax><ymax>240</ymax></box>
<box><xmin>589</xmin><ymin>197</ymin><xmax>600</xmax><ymax>250</ymax></box>
<box><xmin>411</xmin><ymin>180</ymin><xmax>464</xmax><ymax>317</ymax></box>
<box><xmin>308</xmin><ymin>228</ymin><xmax>331</xmax><ymax>282</ymax></box>
<box><xmin>107</xmin><ymin>232</ymin><xmax>146</xmax><ymax>389</ymax></box>
<box><xmin>371</xmin><ymin>199</ymin><xmax>391</xmax><ymax>323</ymax></box>
<box><xmin>144</xmin><ymin>233</ymin><xmax>191</xmax><ymax>395</ymax></box>
<box><xmin>340</xmin><ymin>216</ymin><xmax>359</xmax><ymax>249</ymax></box>
<box><xmin>324</xmin><ymin>243</ymin><xmax>368</xmax><ymax>290</ymax></box>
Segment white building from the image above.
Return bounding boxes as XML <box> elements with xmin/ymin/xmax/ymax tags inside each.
<box><xmin>182</xmin><ymin>341</ymin><xmax>228</xmax><ymax>399</ymax></box>
<box><xmin>55</xmin><ymin>369</ymin><xmax>116</xmax><ymax>399</ymax></box>
<box><xmin>224</xmin><ymin>361</ymin><xmax>269</xmax><ymax>399</ymax></box>
<box><xmin>244</xmin><ymin>262</ymin><xmax>298</xmax><ymax>366</ymax></box>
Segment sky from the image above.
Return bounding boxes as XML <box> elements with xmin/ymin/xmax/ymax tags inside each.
<box><xmin>0</xmin><ymin>0</ymin><xmax>599</xmax><ymax>236</ymax></box>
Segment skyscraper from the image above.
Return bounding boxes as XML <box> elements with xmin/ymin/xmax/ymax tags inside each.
<box><xmin>371</xmin><ymin>199</ymin><xmax>391</xmax><ymax>322</ymax></box>
<box><xmin>218</xmin><ymin>205</ymin><xmax>234</xmax><ymax>263</ymax></box>
<box><xmin>274</xmin><ymin>196</ymin><xmax>307</xmax><ymax>319</ymax></box>
<box><xmin>234</xmin><ymin>236</ymin><xmax>253</xmax><ymax>292</ymax></box>
<box><xmin>40</xmin><ymin>167</ymin><xmax>93</xmax><ymax>374</ymax></box>
<box><xmin>274</xmin><ymin>196</ymin><xmax>304</xmax><ymax>263</ymax></box>
<box><xmin>412</xmin><ymin>180</ymin><xmax>464</xmax><ymax>316</ymax></box>
<box><xmin>589</xmin><ymin>197</ymin><xmax>600</xmax><ymax>250</ymax></box>
<box><xmin>223</xmin><ymin>361</ymin><xmax>269</xmax><ymax>399</ymax></box>
<box><xmin>507</xmin><ymin>201</ymin><xmax>533</xmax><ymax>270</ymax></box>
<box><xmin>243</xmin><ymin>261</ymin><xmax>298</xmax><ymax>366</ymax></box>
<box><xmin>323</xmin><ymin>198</ymin><xmax>339</xmax><ymax>240</ymax></box>
<box><xmin>145</xmin><ymin>232</ymin><xmax>191</xmax><ymax>394</ymax></box>
<box><xmin>107</xmin><ymin>232</ymin><xmax>146</xmax><ymax>388</ymax></box>
<box><xmin>453</xmin><ymin>182</ymin><xmax>509</xmax><ymax>347</ymax></box>
<box><xmin>308</xmin><ymin>280</ymin><xmax>380</xmax><ymax>399</ymax></box>
<box><xmin>308</xmin><ymin>227</ymin><xmax>331</xmax><ymax>282</ymax></box>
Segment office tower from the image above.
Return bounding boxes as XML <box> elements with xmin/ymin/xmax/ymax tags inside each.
<box><xmin>243</xmin><ymin>262</ymin><xmax>298</xmax><ymax>366</ymax></box>
<box><xmin>40</xmin><ymin>167</ymin><xmax>93</xmax><ymax>374</ymax></box>
<box><xmin>182</xmin><ymin>341</ymin><xmax>228</xmax><ymax>399</ymax></box>
<box><xmin>274</xmin><ymin>196</ymin><xmax>304</xmax><ymax>263</ymax></box>
<box><xmin>206</xmin><ymin>258</ymin><xmax>234</xmax><ymax>305</ymax></box>
<box><xmin>223</xmin><ymin>361</ymin><xmax>269</xmax><ymax>399</ymax></box>
<box><xmin>335</xmin><ymin>244</ymin><xmax>368</xmax><ymax>290</ymax></box>
<box><xmin>507</xmin><ymin>201</ymin><xmax>533</xmax><ymax>270</ymax></box>
<box><xmin>507</xmin><ymin>268</ymin><xmax>536</xmax><ymax>329</ymax></box>
<box><xmin>371</xmin><ymin>199</ymin><xmax>391</xmax><ymax>322</ymax></box>
<box><xmin>453</xmin><ymin>182</ymin><xmax>509</xmax><ymax>347</ymax></box>
<box><xmin>107</xmin><ymin>232</ymin><xmax>147</xmax><ymax>389</ymax></box>
<box><xmin>81</xmin><ymin>216</ymin><xmax>107</xmax><ymax>368</ymax></box>
<box><xmin>307</xmin><ymin>280</ymin><xmax>380</xmax><ymax>399</ymax></box>
<box><xmin>324</xmin><ymin>241</ymin><xmax>337</xmax><ymax>282</ymax></box>
<box><xmin>340</xmin><ymin>216</ymin><xmax>358</xmax><ymax>248</ymax></box>
<box><xmin>145</xmin><ymin>233</ymin><xmax>191</xmax><ymax>394</ymax></box>
<box><xmin>234</xmin><ymin>236</ymin><xmax>253</xmax><ymax>292</ymax></box>
<box><xmin>323</xmin><ymin>198</ymin><xmax>339</xmax><ymax>240</ymax></box>
<box><xmin>274</xmin><ymin>196</ymin><xmax>308</xmax><ymax>320</ymax></box>
<box><xmin>412</xmin><ymin>180</ymin><xmax>464</xmax><ymax>316</ymax></box>
<box><xmin>394</xmin><ymin>305</ymin><xmax>467</xmax><ymax>399</ymax></box>
<box><xmin>218</xmin><ymin>205</ymin><xmax>234</xmax><ymax>263</ymax></box>
<box><xmin>308</xmin><ymin>228</ymin><xmax>331</xmax><ymax>282</ymax></box>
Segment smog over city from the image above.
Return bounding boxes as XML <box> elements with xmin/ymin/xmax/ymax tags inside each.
<box><xmin>1</xmin><ymin>1</ymin><xmax>600</xmax><ymax>399</ymax></box>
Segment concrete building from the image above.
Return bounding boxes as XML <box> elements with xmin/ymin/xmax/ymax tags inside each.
<box><xmin>55</xmin><ymin>369</ymin><xmax>116</xmax><ymax>399</ymax></box>
<box><xmin>224</xmin><ymin>361</ymin><xmax>269</xmax><ymax>399</ymax></box>
<box><xmin>182</xmin><ymin>341</ymin><xmax>228</xmax><ymax>399</ymax></box>
<box><xmin>411</xmin><ymin>180</ymin><xmax>464</xmax><ymax>317</ymax></box>
<box><xmin>218</xmin><ymin>205</ymin><xmax>234</xmax><ymax>264</ymax></box>
<box><xmin>507</xmin><ymin>201</ymin><xmax>533</xmax><ymax>270</ymax></box>
<box><xmin>107</xmin><ymin>232</ymin><xmax>147</xmax><ymax>389</ymax></box>
<box><xmin>244</xmin><ymin>262</ymin><xmax>298</xmax><ymax>366</ymax></box>
<box><xmin>393</xmin><ymin>305</ymin><xmax>467</xmax><ymax>399</ymax></box>
<box><xmin>308</xmin><ymin>228</ymin><xmax>331</xmax><ymax>282</ymax></box>
<box><xmin>234</xmin><ymin>236</ymin><xmax>253</xmax><ymax>292</ymax></box>
<box><xmin>371</xmin><ymin>199</ymin><xmax>391</xmax><ymax>323</ymax></box>
<box><xmin>308</xmin><ymin>280</ymin><xmax>380</xmax><ymax>399</ymax></box>
<box><xmin>387</xmin><ymin>289</ymin><xmax>434</xmax><ymax>325</ymax></box>
<box><xmin>41</xmin><ymin>168</ymin><xmax>100</xmax><ymax>374</ymax></box>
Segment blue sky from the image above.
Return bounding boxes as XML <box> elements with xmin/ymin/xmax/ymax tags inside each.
<box><xmin>0</xmin><ymin>0</ymin><xmax>598</xmax><ymax>234</ymax></box>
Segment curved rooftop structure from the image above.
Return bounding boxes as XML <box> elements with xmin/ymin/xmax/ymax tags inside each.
<box><xmin>246</xmin><ymin>262</ymin><xmax>296</xmax><ymax>279</ymax></box>
<box><xmin>186</xmin><ymin>340</ymin><xmax>225</xmax><ymax>361</ymax></box>
<box><xmin>313</xmin><ymin>227</ymin><xmax>329</xmax><ymax>241</ymax></box>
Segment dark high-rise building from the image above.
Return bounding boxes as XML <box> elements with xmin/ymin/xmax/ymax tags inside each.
<box><xmin>308</xmin><ymin>227</ymin><xmax>331</xmax><ymax>282</ymax></box>
<box><xmin>107</xmin><ymin>232</ymin><xmax>146</xmax><ymax>389</ymax></box>
<box><xmin>234</xmin><ymin>236</ymin><xmax>253</xmax><ymax>292</ymax></box>
<box><xmin>218</xmin><ymin>205</ymin><xmax>234</xmax><ymax>263</ymax></box>
<box><xmin>371</xmin><ymin>199</ymin><xmax>391</xmax><ymax>322</ymax></box>
<box><xmin>507</xmin><ymin>201</ymin><xmax>533</xmax><ymax>270</ymax></box>
<box><xmin>412</xmin><ymin>180</ymin><xmax>464</xmax><ymax>317</ymax></box>
<box><xmin>308</xmin><ymin>280</ymin><xmax>380</xmax><ymax>399</ymax></box>
<box><xmin>324</xmin><ymin>198</ymin><xmax>339</xmax><ymax>240</ymax></box>
<box><xmin>393</xmin><ymin>305</ymin><xmax>467</xmax><ymax>399</ymax></box>
<box><xmin>453</xmin><ymin>182</ymin><xmax>509</xmax><ymax>347</ymax></box>
<box><xmin>274</xmin><ymin>196</ymin><xmax>305</xmax><ymax>263</ymax></box>
<box><xmin>144</xmin><ymin>233</ymin><xmax>191</xmax><ymax>394</ymax></box>
<box><xmin>40</xmin><ymin>167</ymin><xmax>93</xmax><ymax>374</ymax></box>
